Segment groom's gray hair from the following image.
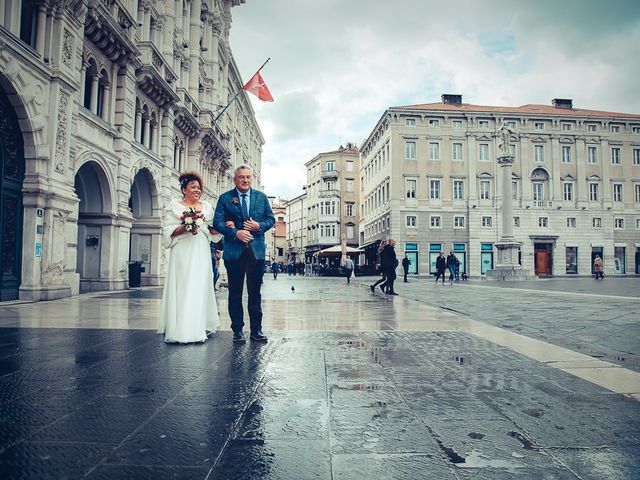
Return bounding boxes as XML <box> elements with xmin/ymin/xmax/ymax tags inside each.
<box><xmin>234</xmin><ymin>164</ymin><xmax>253</xmax><ymax>176</ymax></box>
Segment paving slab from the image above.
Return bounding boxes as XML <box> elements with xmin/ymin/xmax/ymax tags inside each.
<box><xmin>0</xmin><ymin>276</ymin><xmax>639</xmax><ymax>479</ymax></box>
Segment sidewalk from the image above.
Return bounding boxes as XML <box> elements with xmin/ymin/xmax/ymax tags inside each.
<box><xmin>0</xmin><ymin>276</ymin><xmax>638</xmax><ymax>479</ymax></box>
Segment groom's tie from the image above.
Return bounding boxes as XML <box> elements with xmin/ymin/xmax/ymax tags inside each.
<box><xmin>241</xmin><ymin>193</ymin><xmax>249</xmax><ymax>219</ymax></box>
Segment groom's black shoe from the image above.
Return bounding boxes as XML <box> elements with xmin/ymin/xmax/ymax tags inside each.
<box><xmin>232</xmin><ymin>332</ymin><xmax>246</xmax><ymax>344</ymax></box>
<box><xmin>250</xmin><ymin>331</ymin><xmax>268</xmax><ymax>342</ymax></box>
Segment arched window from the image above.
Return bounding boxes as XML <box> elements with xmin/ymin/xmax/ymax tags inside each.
<box><xmin>141</xmin><ymin>105</ymin><xmax>149</xmax><ymax>146</ymax></box>
<box><xmin>84</xmin><ymin>59</ymin><xmax>98</xmax><ymax>110</ymax></box>
<box><xmin>97</xmin><ymin>68</ymin><xmax>110</xmax><ymax>120</ymax></box>
<box><xmin>20</xmin><ymin>0</ymin><xmax>37</xmax><ymax>48</ymax></box>
<box><xmin>134</xmin><ymin>98</ymin><xmax>142</xmax><ymax>142</ymax></box>
<box><xmin>149</xmin><ymin>111</ymin><xmax>157</xmax><ymax>151</ymax></box>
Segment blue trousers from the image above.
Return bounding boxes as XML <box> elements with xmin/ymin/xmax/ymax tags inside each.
<box><xmin>224</xmin><ymin>249</ymin><xmax>265</xmax><ymax>334</ymax></box>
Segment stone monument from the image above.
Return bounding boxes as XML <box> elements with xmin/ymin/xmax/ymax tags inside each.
<box><xmin>486</xmin><ymin>124</ymin><xmax>533</xmax><ymax>281</ymax></box>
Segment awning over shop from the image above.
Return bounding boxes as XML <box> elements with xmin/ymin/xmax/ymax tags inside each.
<box><xmin>317</xmin><ymin>245</ymin><xmax>363</xmax><ymax>257</ymax></box>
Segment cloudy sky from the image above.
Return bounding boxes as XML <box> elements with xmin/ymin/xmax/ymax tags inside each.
<box><xmin>229</xmin><ymin>0</ymin><xmax>640</xmax><ymax>200</ymax></box>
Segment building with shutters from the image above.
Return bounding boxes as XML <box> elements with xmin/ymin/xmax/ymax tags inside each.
<box><xmin>359</xmin><ymin>94</ymin><xmax>640</xmax><ymax>278</ymax></box>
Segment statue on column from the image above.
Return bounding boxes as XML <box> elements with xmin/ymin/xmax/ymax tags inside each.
<box><xmin>498</xmin><ymin>123</ymin><xmax>516</xmax><ymax>156</ymax></box>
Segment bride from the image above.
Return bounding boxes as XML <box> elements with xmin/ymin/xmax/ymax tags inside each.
<box><xmin>158</xmin><ymin>172</ymin><xmax>220</xmax><ymax>343</ymax></box>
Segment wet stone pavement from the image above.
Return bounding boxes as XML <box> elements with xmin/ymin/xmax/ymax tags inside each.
<box><xmin>0</xmin><ymin>277</ymin><xmax>639</xmax><ymax>479</ymax></box>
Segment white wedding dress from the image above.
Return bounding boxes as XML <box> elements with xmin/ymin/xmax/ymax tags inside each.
<box><xmin>158</xmin><ymin>199</ymin><xmax>220</xmax><ymax>343</ymax></box>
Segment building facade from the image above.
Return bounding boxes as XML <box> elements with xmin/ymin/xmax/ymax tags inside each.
<box><xmin>359</xmin><ymin>95</ymin><xmax>640</xmax><ymax>278</ymax></box>
<box><xmin>285</xmin><ymin>191</ymin><xmax>306</xmax><ymax>264</ymax></box>
<box><xmin>304</xmin><ymin>144</ymin><xmax>360</xmax><ymax>260</ymax></box>
<box><xmin>267</xmin><ymin>196</ymin><xmax>286</xmax><ymax>264</ymax></box>
<box><xmin>0</xmin><ymin>0</ymin><xmax>262</xmax><ymax>302</ymax></box>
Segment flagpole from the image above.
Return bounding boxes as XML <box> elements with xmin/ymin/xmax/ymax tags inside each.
<box><xmin>213</xmin><ymin>58</ymin><xmax>271</xmax><ymax>123</ymax></box>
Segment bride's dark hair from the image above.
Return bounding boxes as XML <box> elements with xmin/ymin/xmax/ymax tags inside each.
<box><xmin>179</xmin><ymin>171</ymin><xmax>203</xmax><ymax>191</ymax></box>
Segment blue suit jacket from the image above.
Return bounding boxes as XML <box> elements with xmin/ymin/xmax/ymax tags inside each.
<box><xmin>212</xmin><ymin>188</ymin><xmax>275</xmax><ymax>261</ymax></box>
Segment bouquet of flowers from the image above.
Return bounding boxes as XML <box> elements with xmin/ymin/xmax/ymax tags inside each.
<box><xmin>180</xmin><ymin>207</ymin><xmax>205</xmax><ymax>233</ymax></box>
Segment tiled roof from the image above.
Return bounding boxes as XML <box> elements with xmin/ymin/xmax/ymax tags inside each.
<box><xmin>392</xmin><ymin>102</ymin><xmax>640</xmax><ymax>119</ymax></box>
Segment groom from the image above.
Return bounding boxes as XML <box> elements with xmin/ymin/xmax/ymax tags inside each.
<box><xmin>213</xmin><ymin>165</ymin><xmax>275</xmax><ymax>344</ymax></box>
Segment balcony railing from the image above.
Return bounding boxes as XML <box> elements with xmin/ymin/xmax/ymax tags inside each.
<box><xmin>318</xmin><ymin>189</ymin><xmax>339</xmax><ymax>198</ymax></box>
<box><xmin>321</xmin><ymin>169</ymin><xmax>339</xmax><ymax>180</ymax></box>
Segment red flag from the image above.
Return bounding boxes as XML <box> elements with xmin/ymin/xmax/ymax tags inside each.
<box><xmin>243</xmin><ymin>70</ymin><xmax>274</xmax><ymax>102</ymax></box>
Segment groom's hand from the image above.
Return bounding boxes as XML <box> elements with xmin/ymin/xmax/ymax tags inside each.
<box><xmin>243</xmin><ymin>218</ymin><xmax>260</xmax><ymax>232</ymax></box>
<box><xmin>236</xmin><ymin>229</ymin><xmax>253</xmax><ymax>243</ymax></box>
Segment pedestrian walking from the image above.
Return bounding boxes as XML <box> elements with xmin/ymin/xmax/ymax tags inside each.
<box><xmin>435</xmin><ymin>252</ymin><xmax>446</xmax><ymax>284</ymax></box>
<box><xmin>370</xmin><ymin>240</ymin><xmax>388</xmax><ymax>293</ymax></box>
<box><xmin>271</xmin><ymin>261</ymin><xmax>280</xmax><ymax>279</ymax></box>
<box><xmin>446</xmin><ymin>251</ymin><xmax>457</xmax><ymax>284</ymax></box>
<box><xmin>402</xmin><ymin>254</ymin><xmax>410</xmax><ymax>283</ymax></box>
<box><xmin>593</xmin><ymin>255</ymin><xmax>604</xmax><ymax>280</ymax></box>
<box><xmin>343</xmin><ymin>257</ymin><xmax>354</xmax><ymax>283</ymax></box>
<box><xmin>380</xmin><ymin>239</ymin><xmax>399</xmax><ymax>295</ymax></box>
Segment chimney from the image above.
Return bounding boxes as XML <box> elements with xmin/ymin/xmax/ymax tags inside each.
<box><xmin>552</xmin><ymin>98</ymin><xmax>573</xmax><ymax>109</ymax></box>
<box><xmin>441</xmin><ymin>94</ymin><xmax>462</xmax><ymax>105</ymax></box>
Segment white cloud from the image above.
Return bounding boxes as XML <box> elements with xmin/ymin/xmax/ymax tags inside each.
<box><xmin>231</xmin><ymin>0</ymin><xmax>640</xmax><ymax>199</ymax></box>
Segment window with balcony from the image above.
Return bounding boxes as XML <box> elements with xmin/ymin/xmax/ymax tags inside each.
<box><xmin>532</xmin><ymin>182</ymin><xmax>544</xmax><ymax>202</ymax></box>
<box><xmin>613</xmin><ymin>183</ymin><xmax>623</xmax><ymax>202</ymax></box>
<box><xmin>405</xmin><ymin>141</ymin><xmax>416</xmax><ymax>159</ymax></box>
<box><xmin>453</xmin><ymin>180</ymin><xmax>464</xmax><ymax>200</ymax></box>
<box><xmin>430</xmin><ymin>179</ymin><xmax>441</xmax><ymax>199</ymax></box>
<box><xmin>430</xmin><ymin>215</ymin><xmax>441</xmax><ymax>228</ymax></box>
<box><xmin>452</xmin><ymin>142</ymin><xmax>463</xmax><ymax>161</ymax></box>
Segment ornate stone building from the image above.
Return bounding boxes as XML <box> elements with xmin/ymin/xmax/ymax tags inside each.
<box><xmin>360</xmin><ymin>95</ymin><xmax>640</xmax><ymax>277</ymax></box>
<box><xmin>0</xmin><ymin>0</ymin><xmax>263</xmax><ymax>302</ymax></box>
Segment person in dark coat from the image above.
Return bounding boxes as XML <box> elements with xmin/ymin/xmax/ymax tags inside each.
<box><xmin>370</xmin><ymin>240</ymin><xmax>388</xmax><ymax>293</ymax></box>
<box><xmin>402</xmin><ymin>254</ymin><xmax>410</xmax><ymax>283</ymax></box>
<box><xmin>446</xmin><ymin>251</ymin><xmax>457</xmax><ymax>283</ymax></box>
<box><xmin>380</xmin><ymin>239</ymin><xmax>399</xmax><ymax>295</ymax></box>
<box><xmin>435</xmin><ymin>252</ymin><xmax>447</xmax><ymax>284</ymax></box>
